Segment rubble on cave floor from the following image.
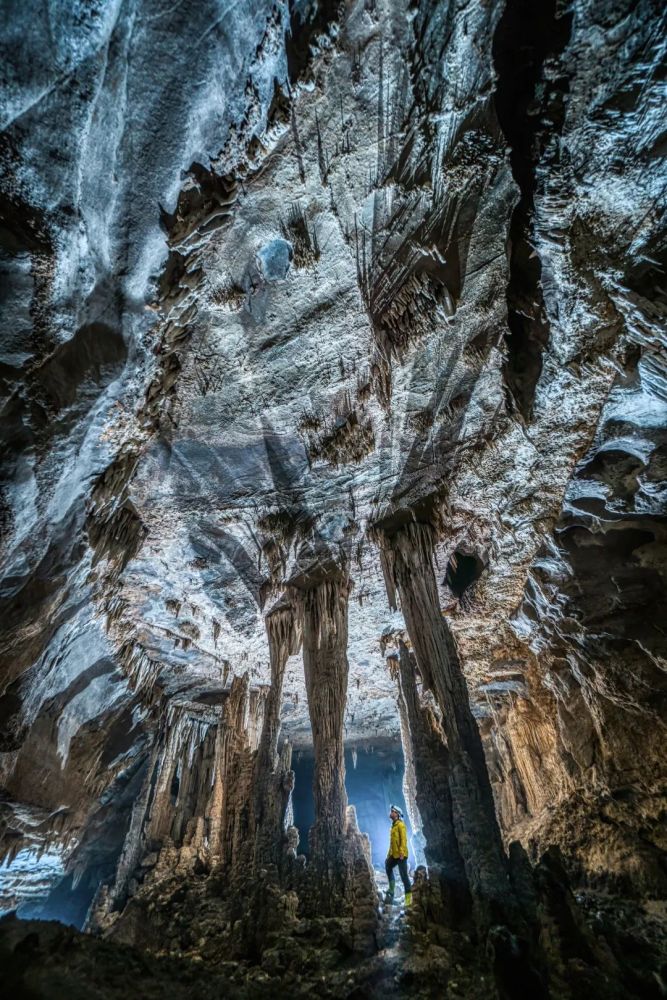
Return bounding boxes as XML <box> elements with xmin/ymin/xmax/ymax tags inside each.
<box><xmin>0</xmin><ymin>899</ymin><xmax>490</xmax><ymax>1000</ymax></box>
<box><xmin>4</xmin><ymin>866</ymin><xmax>665</xmax><ymax>1000</ymax></box>
<box><xmin>0</xmin><ymin>856</ymin><xmax>492</xmax><ymax>1000</ymax></box>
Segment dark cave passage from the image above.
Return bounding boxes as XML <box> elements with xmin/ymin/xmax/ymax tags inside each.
<box><xmin>15</xmin><ymin>870</ymin><xmax>103</xmax><ymax>931</ymax></box>
<box><xmin>444</xmin><ymin>550</ymin><xmax>485</xmax><ymax>599</ymax></box>
<box><xmin>290</xmin><ymin>751</ymin><xmax>316</xmax><ymax>858</ymax></box>
<box><xmin>492</xmin><ymin>0</ymin><xmax>574</xmax><ymax>421</ymax></box>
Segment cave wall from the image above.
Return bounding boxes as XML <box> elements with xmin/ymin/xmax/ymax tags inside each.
<box><xmin>495</xmin><ymin>345</ymin><xmax>667</xmax><ymax>893</ymax></box>
<box><xmin>1</xmin><ymin>0</ymin><xmax>299</xmax><ymax>908</ymax></box>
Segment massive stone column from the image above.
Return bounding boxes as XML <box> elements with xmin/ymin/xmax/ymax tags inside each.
<box><xmin>380</xmin><ymin>521</ymin><xmax>518</xmax><ymax>934</ymax></box>
<box><xmin>252</xmin><ymin>603</ymin><xmax>300</xmax><ymax>868</ymax></box>
<box><xmin>395</xmin><ymin>640</ymin><xmax>457</xmax><ymax>869</ymax></box>
<box><xmin>209</xmin><ymin>674</ymin><xmax>259</xmax><ymax>869</ymax></box>
<box><xmin>393</xmin><ymin>656</ymin><xmax>427</xmax><ymax>869</ymax></box>
<box><xmin>300</xmin><ymin>574</ymin><xmax>351</xmax><ymax>863</ymax></box>
<box><xmin>296</xmin><ymin>571</ymin><xmax>379</xmax><ymax>950</ymax></box>
<box><xmin>393</xmin><ymin>640</ymin><xmax>471</xmax><ymax>924</ymax></box>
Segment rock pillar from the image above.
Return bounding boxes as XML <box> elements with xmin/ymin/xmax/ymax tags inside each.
<box><xmin>380</xmin><ymin>522</ymin><xmax>517</xmax><ymax>933</ymax></box>
<box><xmin>394</xmin><ymin>640</ymin><xmax>471</xmax><ymax>924</ymax></box>
<box><xmin>300</xmin><ymin>575</ymin><xmax>351</xmax><ymax>863</ymax></box>
<box><xmin>252</xmin><ymin>603</ymin><xmax>300</xmax><ymax>868</ymax></box>
<box><xmin>290</xmin><ymin>572</ymin><xmax>379</xmax><ymax>944</ymax></box>
<box><xmin>209</xmin><ymin>673</ymin><xmax>264</xmax><ymax>869</ymax></box>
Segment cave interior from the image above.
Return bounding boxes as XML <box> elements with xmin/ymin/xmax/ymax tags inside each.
<box><xmin>0</xmin><ymin>0</ymin><xmax>666</xmax><ymax>998</ymax></box>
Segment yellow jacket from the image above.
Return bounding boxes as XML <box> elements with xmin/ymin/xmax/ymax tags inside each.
<box><xmin>388</xmin><ymin>818</ymin><xmax>408</xmax><ymax>859</ymax></box>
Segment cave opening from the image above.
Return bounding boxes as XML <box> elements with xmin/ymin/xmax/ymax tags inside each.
<box><xmin>0</xmin><ymin>849</ymin><xmax>124</xmax><ymax>931</ymax></box>
<box><xmin>444</xmin><ymin>550</ymin><xmax>485</xmax><ymax>598</ymax></box>
<box><xmin>16</xmin><ymin>870</ymin><xmax>102</xmax><ymax>930</ymax></box>
<box><xmin>290</xmin><ymin>741</ymin><xmax>411</xmax><ymax>869</ymax></box>
<box><xmin>492</xmin><ymin>0</ymin><xmax>574</xmax><ymax>420</ymax></box>
<box><xmin>343</xmin><ymin>742</ymin><xmax>412</xmax><ymax>870</ymax></box>
<box><xmin>290</xmin><ymin>750</ymin><xmax>315</xmax><ymax>859</ymax></box>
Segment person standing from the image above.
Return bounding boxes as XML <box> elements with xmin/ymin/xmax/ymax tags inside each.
<box><xmin>384</xmin><ymin>804</ymin><xmax>412</xmax><ymax>906</ymax></box>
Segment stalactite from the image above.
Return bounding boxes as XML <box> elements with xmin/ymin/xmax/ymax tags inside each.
<box><xmin>259</xmin><ymin>605</ymin><xmax>300</xmax><ymax>773</ymax></box>
<box><xmin>141</xmin><ymin>701</ymin><xmax>219</xmax><ymax>852</ymax></box>
<box><xmin>88</xmin><ymin>676</ymin><xmax>268</xmax><ymax>934</ymax></box>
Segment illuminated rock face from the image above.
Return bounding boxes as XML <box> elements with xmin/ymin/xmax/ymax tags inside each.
<box><xmin>0</xmin><ymin>0</ymin><xmax>666</xmax><ymax>993</ymax></box>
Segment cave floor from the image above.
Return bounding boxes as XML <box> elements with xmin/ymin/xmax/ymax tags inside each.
<box><xmin>0</xmin><ymin>901</ymin><xmax>495</xmax><ymax>1000</ymax></box>
<box><xmin>1</xmin><ymin>881</ymin><xmax>665</xmax><ymax>1000</ymax></box>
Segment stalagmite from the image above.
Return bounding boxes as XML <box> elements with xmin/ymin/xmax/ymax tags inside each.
<box><xmin>210</xmin><ymin>674</ymin><xmax>266</xmax><ymax>871</ymax></box>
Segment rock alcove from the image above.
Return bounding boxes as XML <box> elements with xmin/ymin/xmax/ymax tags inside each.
<box><xmin>1</xmin><ymin>1</ymin><xmax>666</xmax><ymax>997</ymax></box>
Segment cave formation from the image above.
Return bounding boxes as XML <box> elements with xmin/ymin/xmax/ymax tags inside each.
<box><xmin>0</xmin><ymin>0</ymin><xmax>666</xmax><ymax>997</ymax></box>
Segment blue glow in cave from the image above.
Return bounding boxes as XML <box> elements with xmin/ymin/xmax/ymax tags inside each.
<box><xmin>0</xmin><ymin>847</ymin><xmax>122</xmax><ymax>930</ymax></box>
<box><xmin>291</xmin><ymin>742</ymin><xmax>413</xmax><ymax>868</ymax></box>
<box><xmin>0</xmin><ymin>848</ymin><xmax>64</xmax><ymax>921</ymax></box>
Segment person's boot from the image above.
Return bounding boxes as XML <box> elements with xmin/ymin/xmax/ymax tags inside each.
<box><xmin>384</xmin><ymin>880</ymin><xmax>396</xmax><ymax>904</ymax></box>
<box><xmin>404</xmin><ymin>891</ymin><xmax>412</xmax><ymax>907</ymax></box>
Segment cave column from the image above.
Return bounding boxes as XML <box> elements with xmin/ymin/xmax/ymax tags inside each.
<box><xmin>300</xmin><ymin>574</ymin><xmax>351</xmax><ymax>863</ymax></box>
<box><xmin>380</xmin><ymin>522</ymin><xmax>517</xmax><ymax>931</ymax></box>
<box><xmin>296</xmin><ymin>571</ymin><xmax>379</xmax><ymax>947</ymax></box>
<box><xmin>394</xmin><ymin>639</ymin><xmax>471</xmax><ymax>923</ymax></box>
<box><xmin>208</xmin><ymin>674</ymin><xmax>251</xmax><ymax>866</ymax></box>
<box><xmin>252</xmin><ymin>603</ymin><xmax>300</xmax><ymax>868</ymax></box>
<box><xmin>392</xmin><ymin>649</ymin><xmax>426</xmax><ymax>868</ymax></box>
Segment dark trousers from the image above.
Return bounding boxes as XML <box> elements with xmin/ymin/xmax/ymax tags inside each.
<box><xmin>385</xmin><ymin>856</ymin><xmax>411</xmax><ymax>893</ymax></box>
